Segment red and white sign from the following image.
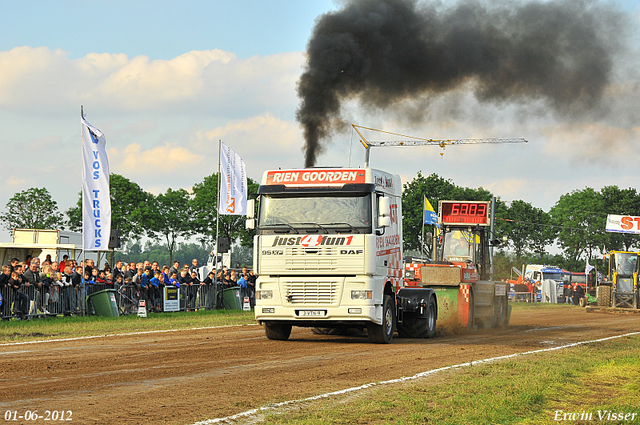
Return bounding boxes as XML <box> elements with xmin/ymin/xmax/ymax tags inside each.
<box><xmin>265</xmin><ymin>169</ymin><xmax>366</xmax><ymax>186</ymax></box>
<box><xmin>606</xmin><ymin>214</ymin><xmax>640</xmax><ymax>235</ymax></box>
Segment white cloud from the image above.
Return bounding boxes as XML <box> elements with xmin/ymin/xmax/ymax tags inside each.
<box><xmin>6</xmin><ymin>176</ymin><xmax>27</xmax><ymax>188</ymax></box>
<box><xmin>0</xmin><ymin>47</ymin><xmax>303</xmax><ymax>114</ymax></box>
<box><xmin>195</xmin><ymin>113</ymin><xmax>305</xmax><ymax>180</ymax></box>
<box><xmin>108</xmin><ymin>143</ymin><xmax>205</xmax><ymax>176</ymax></box>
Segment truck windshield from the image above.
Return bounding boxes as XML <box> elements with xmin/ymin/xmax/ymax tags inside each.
<box><xmin>572</xmin><ymin>274</ymin><xmax>587</xmax><ymax>284</ymax></box>
<box><xmin>442</xmin><ymin>230</ymin><xmax>476</xmax><ymax>261</ymax></box>
<box><xmin>543</xmin><ymin>272</ymin><xmax>562</xmax><ymax>281</ymax></box>
<box><xmin>613</xmin><ymin>253</ymin><xmax>639</xmax><ymax>277</ymax></box>
<box><xmin>259</xmin><ymin>193</ymin><xmax>372</xmax><ymax>232</ymax></box>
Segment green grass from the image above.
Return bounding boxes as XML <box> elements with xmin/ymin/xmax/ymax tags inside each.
<box><xmin>0</xmin><ymin>309</ymin><xmax>256</xmax><ymax>343</ymax></box>
<box><xmin>509</xmin><ymin>301</ymin><xmax>577</xmax><ymax>310</ymax></box>
<box><xmin>259</xmin><ymin>335</ymin><xmax>640</xmax><ymax>424</ymax></box>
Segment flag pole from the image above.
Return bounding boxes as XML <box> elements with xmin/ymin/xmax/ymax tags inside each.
<box><xmin>80</xmin><ymin>105</ymin><xmax>86</xmax><ymax>316</ymax></box>
<box><xmin>215</xmin><ymin>139</ymin><xmax>221</xmax><ymax>272</ymax></box>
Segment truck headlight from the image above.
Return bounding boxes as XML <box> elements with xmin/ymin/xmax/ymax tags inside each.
<box><xmin>351</xmin><ymin>290</ymin><xmax>372</xmax><ymax>300</ymax></box>
<box><xmin>257</xmin><ymin>290</ymin><xmax>273</xmax><ymax>300</ymax></box>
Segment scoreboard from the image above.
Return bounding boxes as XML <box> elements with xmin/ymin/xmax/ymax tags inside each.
<box><xmin>439</xmin><ymin>201</ymin><xmax>490</xmax><ymax>226</ymax></box>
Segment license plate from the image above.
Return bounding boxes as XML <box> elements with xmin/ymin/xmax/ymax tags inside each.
<box><xmin>298</xmin><ymin>310</ymin><xmax>325</xmax><ymax>317</ymax></box>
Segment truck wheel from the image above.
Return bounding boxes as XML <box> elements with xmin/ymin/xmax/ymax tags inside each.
<box><xmin>579</xmin><ymin>297</ymin><xmax>587</xmax><ymax>308</ymax></box>
<box><xmin>425</xmin><ymin>296</ymin><xmax>437</xmax><ymax>338</ymax></box>
<box><xmin>597</xmin><ymin>286</ymin><xmax>611</xmax><ymax>307</ymax></box>
<box><xmin>264</xmin><ymin>322</ymin><xmax>292</xmax><ymax>341</ymax></box>
<box><xmin>368</xmin><ymin>295</ymin><xmax>395</xmax><ymax>344</ymax></box>
<box><xmin>396</xmin><ymin>296</ymin><xmax>437</xmax><ymax>339</ymax></box>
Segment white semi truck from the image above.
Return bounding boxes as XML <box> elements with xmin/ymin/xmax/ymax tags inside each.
<box><xmin>247</xmin><ymin>167</ymin><xmax>438</xmax><ymax>343</ymax></box>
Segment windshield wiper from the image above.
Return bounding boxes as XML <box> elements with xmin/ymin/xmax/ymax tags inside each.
<box><xmin>324</xmin><ymin>222</ymin><xmax>360</xmax><ymax>234</ymax></box>
<box><xmin>264</xmin><ymin>223</ymin><xmax>299</xmax><ymax>234</ymax></box>
<box><xmin>291</xmin><ymin>222</ymin><xmax>329</xmax><ymax>233</ymax></box>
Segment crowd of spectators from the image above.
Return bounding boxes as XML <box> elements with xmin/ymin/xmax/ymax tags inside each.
<box><xmin>0</xmin><ymin>254</ymin><xmax>257</xmax><ymax>320</ymax></box>
<box><xmin>509</xmin><ymin>278</ymin><xmax>585</xmax><ymax>304</ymax></box>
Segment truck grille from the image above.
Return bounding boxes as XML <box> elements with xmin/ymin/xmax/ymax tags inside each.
<box><xmin>285</xmin><ymin>247</ymin><xmax>338</xmax><ymax>271</ymax></box>
<box><xmin>282</xmin><ymin>281</ymin><xmax>339</xmax><ymax>305</ymax></box>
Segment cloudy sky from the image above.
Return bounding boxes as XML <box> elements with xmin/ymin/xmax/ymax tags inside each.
<box><xmin>0</xmin><ymin>0</ymin><xmax>639</xmax><ymax>241</ymax></box>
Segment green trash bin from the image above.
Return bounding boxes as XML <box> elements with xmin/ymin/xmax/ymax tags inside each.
<box><xmin>87</xmin><ymin>289</ymin><xmax>120</xmax><ymax>317</ymax></box>
<box><xmin>221</xmin><ymin>287</ymin><xmax>243</xmax><ymax>310</ymax></box>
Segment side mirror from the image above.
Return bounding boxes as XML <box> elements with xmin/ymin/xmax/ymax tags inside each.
<box><xmin>245</xmin><ymin>219</ymin><xmax>255</xmax><ymax>230</ymax></box>
<box><xmin>246</xmin><ymin>199</ymin><xmax>255</xmax><ymax>219</ymax></box>
<box><xmin>378</xmin><ymin>197</ymin><xmax>390</xmax><ymax>228</ymax></box>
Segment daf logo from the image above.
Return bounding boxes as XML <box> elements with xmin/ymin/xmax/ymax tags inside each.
<box><xmin>340</xmin><ymin>249</ymin><xmax>363</xmax><ymax>255</ymax></box>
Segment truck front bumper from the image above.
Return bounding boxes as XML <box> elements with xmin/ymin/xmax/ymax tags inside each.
<box><xmin>255</xmin><ymin>304</ymin><xmax>383</xmax><ymax>326</ymax></box>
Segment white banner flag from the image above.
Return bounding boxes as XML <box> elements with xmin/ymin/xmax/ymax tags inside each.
<box><xmin>81</xmin><ymin>116</ymin><xmax>111</xmax><ymax>250</ymax></box>
<box><xmin>219</xmin><ymin>141</ymin><xmax>247</xmax><ymax>215</ymax></box>
<box><xmin>585</xmin><ymin>259</ymin><xmax>594</xmax><ymax>275</ymax></box>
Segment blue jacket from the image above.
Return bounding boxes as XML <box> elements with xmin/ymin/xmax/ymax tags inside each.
<box><xmin>140</xmin><ymin>273</ymin><xmax>153</xmax><ymax>288</ymax></box>
<box><xmin>238</xmin><ymin>276</ymin><xmax>247</xmax><ymax>288</ymax></box>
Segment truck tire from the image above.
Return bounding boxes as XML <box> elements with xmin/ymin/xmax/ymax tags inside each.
<box><xmin>396</xmin><ymin>296</ymin><xmax>437</xmax><ymax>339</ymax></box>
<box><xmin>425</xmin><ymin>296</ymin><xmax>437</xmax><ymax>338</ymax></box>
<box><xmin>597</xmin><ymin>286</ymin><xmax>611</xmax><ymax>307</ymax></box>
<box><xmin>579</xmin><ymin>297</ymin><xmax>587</xmax><ymax>308</ymax></box>
<box><xmin>368</xmin><ymin>295</ymin><xmax>395</xmax><ymax>344</ymax></box>
<box><xmin>264</xmin><ymin>322</ymin><xmax>292</xmax><ymax>341</ymax></box>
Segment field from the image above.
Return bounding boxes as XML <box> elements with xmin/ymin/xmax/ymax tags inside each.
<box><xmin>1</xmin><ymin>304</ymin><xmax>639</xmax><ymax>424</ymax></box>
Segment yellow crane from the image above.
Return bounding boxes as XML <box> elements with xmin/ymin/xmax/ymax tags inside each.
<box><xmin>351</xmin><ymin>124</ymin><xmax>528</xmax><ymax>165</ymax></box>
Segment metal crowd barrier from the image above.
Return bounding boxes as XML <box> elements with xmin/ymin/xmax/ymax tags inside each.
<box><xmin>1</xmin><ymin>285</ymin><xmax>83</xmax><ymax>319</ymax></box>
<box><xmin>1</xmin><ymin>282</ymin><xmax>246</xmax><ymax>320</ymax></box>
<box><xmin>509</xmin><ymin>291</ymin><xmax>539</xmax><ymax>303</ymax></box>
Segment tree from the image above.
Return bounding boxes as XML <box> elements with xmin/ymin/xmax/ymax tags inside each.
<box><xmin>550</xmin><ymin>188</ymin><xmax>607</xmax><ymax>263</ymax></box>
<box><xmin>147</xmin><ymin>188</ymin><xmax>194</xmax><ymax>265</ymax></box>
<box><xmin>0</xmin><ymin>187</ymin><xmax>64</xmax><ymax>232</ymax></box>
<box><xmin>191</xmin><ymin>172</ymin><xmax>259</xmax><ymax>248</ymax></box>
<box><xmin>497</xmin><ymin>200</ymin><xmax>555</xmax><ymax>257</ymax></box>
<box><xmin>114</xmin><ymin>241</ymin><xmax>211</xmax><ymax>268</ymax></box>
<box><xmin>66</xmin><ymin>173</ymin><xmax>154</xmax><ymax>244</ymax></box>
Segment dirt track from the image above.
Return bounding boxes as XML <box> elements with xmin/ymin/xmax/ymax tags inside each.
<box><xmin>1</xmin><ymin>305</ymin><xmax>639</xmax><ymax>425</ymax></box>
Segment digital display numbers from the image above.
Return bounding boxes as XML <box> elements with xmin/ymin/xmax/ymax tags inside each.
<box><xmin>440</xmin><ymin>201</ymin><xmax>490</xmax><ymax>225</ymax></box>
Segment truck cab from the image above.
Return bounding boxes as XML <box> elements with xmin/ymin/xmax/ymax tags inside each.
<box><xmin>524</xmin><ymin>264</ymin><xmax>564</xmax><ymax>303</ymax></box>
<box><xmin>249</xmin><ymin>167</ymin><xmax>437</xmax><ymax>343</ymax></box>
<box><xmin>608</xmin><ymin>251</ymin><xmax>639</xmax><ymax>309</ymax></box>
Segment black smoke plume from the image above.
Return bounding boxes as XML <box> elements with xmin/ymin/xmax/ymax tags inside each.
<box><xmin>296</xmin><ymin>0</ymin><xmax>626</xmax><ymax>167</ymax></box>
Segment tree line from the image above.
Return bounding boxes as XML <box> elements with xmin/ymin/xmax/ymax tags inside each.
<box><xmin>1</xmin><ymin>171</ymin><xmax>638</xmax><ymax>276</ymax></box>
<box><xmin>0</xmin><ymin>173</ymin><xmax>258</xmax><ymax>265</ymax></box>
<box><xmin>403</xmin><ymin>172</ymin><xmax>640</xmax><ymax>276</ymax></box>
